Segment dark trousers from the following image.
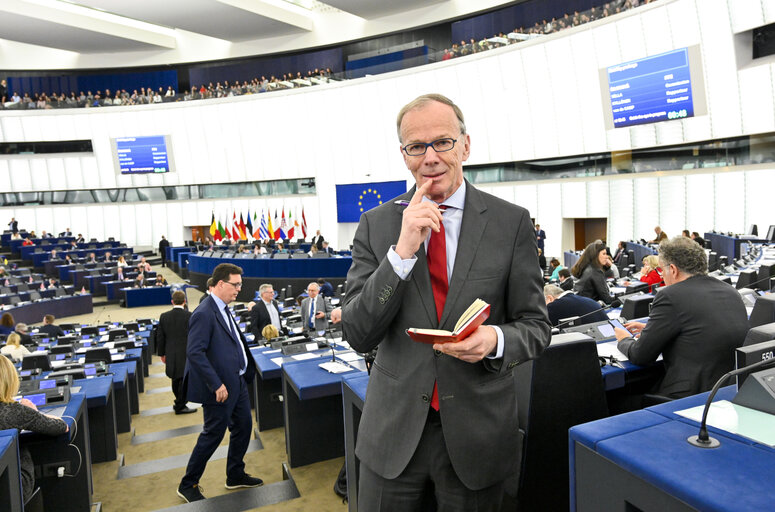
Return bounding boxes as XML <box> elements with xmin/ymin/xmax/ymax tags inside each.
<box><xmin>358</xmin><ymin>409</ymin><xmax>505</xmax><ymax>512</ymax></box>
<box><xmin>171</xmin><ymin>377</ymin><xmax>187</xmax><ymax>411</ymax></box>
<box><xmin>161</xmin><ymin>255</ymin><xmax>167</xmax><ymax>267</ymax></box>
<box><xmin>180</xmin><ymin>376</ymin><xmax>252</xmax><ymax>488</ymax></box>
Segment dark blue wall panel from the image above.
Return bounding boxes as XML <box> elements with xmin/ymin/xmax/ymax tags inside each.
<box><xmin>6</xmin><ymin>70</ymin><xmax>178</xmax><ymax>97</ymax></box>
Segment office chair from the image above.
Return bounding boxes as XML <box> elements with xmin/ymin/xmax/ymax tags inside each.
<box><xmin>81</xmin><ymin>326</ymin><xmax>100</xmax><ymax>336</ymax></box>
<box><xmin>49</xmin><ymin>344</ymin><xmax>73</xmax><ymax>355</ymax></box>
<box><xmin>108</xmin><ymin>329</ymin><xmax>128</xmax><ymax>341</ymax></box>
<box><xmin>512</xmin><ymin>335</ymin><xmax>608</xmax><ymax>511</ymax></box>
<box><xmin>84</xmin><ymin>347</ymin><xmax>112</xmax><ymax>365</ymax></box>
<box><xmin>749</xmin><ymin>295</ymin><xmax>775</xmax><ymax>328</ymax></box>
<box><xmin>21</xmin><ymin>353</ymin><xmax>52</xmax><ymax>371</ymax></box>
<box><xmin>743</xmin><ymin>322</ymin><xmax>775</xmax><ymax>346</ymax></box>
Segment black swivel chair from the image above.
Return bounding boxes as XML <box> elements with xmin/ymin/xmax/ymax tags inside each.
<box><xmin>510</xmin><ymin>334</ymin><xmax>609</xmax><ymax>511</ymax></box>
<box><xmin>84</xmin><ymin>347</ymin><xmax>112</xmax><ymax>365</ymax></box>
<box><xmin>743</xmin><ymin>322</ymin><xmax>775</xmax><ymax>346</ymax></box>
<box><xmin>749</xmin><ymin>295</ymin><xmax>775</xmax><ymax>328</ymax></box>
<box><xmin>81</xmin><ymin>326</ymin><xmax>100</xmax><ymax>336</ymax></box>
<box><xmin>108</xmin><ymin>329</ymin><xmax>128</xmax><ymax>341</ymax></box>
<box><xmin>49</xmin><ymin>345</ymin><xmax>73</xmax><ymax>355</ymax></box>
<box><xmin>21</xmin><ymin>353</ymin><xmax>52</xmax><ymax>371</ymax></box>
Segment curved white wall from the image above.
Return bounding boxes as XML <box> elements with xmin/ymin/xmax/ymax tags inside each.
<box><xmin>1</xmin><ymin>0</ymin><xmax>773</xmax><ymax>256</ymax></box>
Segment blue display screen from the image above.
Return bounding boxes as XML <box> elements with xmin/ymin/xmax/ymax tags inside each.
<box><xmin>39</xmin><ymin>379</ymin><xmax>56</xmax><ymax>390</ymax></box>
<box><xmin>85</xmin><ymin>368</ymin><xmax>97</xmax><ymax>376</ymax></box>
<box><xmin>115</xmin><ymin>136</ymin><xmax>171</xmax><ymax>174</ymax></box>
<box><xmin>83</xmin><ymin>341</ymin><xmax>91</xmax><ymax>347</ymax></box>
<box><xmin>24</xmin><ymin>393</ymin><xmax>46</xmax><ymax>406</ymax></box>
<box><xmin>55</xmin><ymin>354</ymin><xmax>66</xmax><ymax>360</ymax></box>
<box><xmin>20</xmin><ymin>370</ymin><xmax>31</xmax><ymax>377</ymax></box>
<box><xmin>607</xmin><ymin>48</ymin><xmax>694</xmax><ymax>128</ymax></box>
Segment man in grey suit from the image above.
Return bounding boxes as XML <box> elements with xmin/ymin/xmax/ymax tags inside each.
<box><xmin>300</xmin><ymin>282</ymin><xmax>330</xmax><ymax>334</ymax></box>
<box><xmin>615</xmin><ymin>236</ymin><xmax>748</xmax><ymax>399</ymax></box>
<box><xmin>342</xmin><ymin>93</ymin><xmax>551</xmax><ymax>510</ymax></box>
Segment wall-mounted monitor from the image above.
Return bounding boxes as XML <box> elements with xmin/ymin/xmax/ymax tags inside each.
<box><xmin>110</xmin><ymin>135</ymin><xmax>175</xmax><ymax>174</ymax></box>
<box><xmin>601</xmin><ymin>46</ymin><xmax>707</xmax><ymax>130</ymax></box>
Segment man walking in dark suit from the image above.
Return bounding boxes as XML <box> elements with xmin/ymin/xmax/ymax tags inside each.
<box><xmin>535</xmin><ymin>223</ymin><xmax>546</xmax><ymax>252</ymax></box>
<box><xmin>157</xmin><ymin>290</ymin><xmax>195</xmax><ymax>414</ymax></box>
<box><xmin>301</xmin><ymin>282</ymin><xmax>330</xmax><ymax>334</ymax></box>
<box><xmin>342</xmin><ymin>94</ymin><xmax>551</xmax><ymax>510</ymax></box>
<box><xmin>249</xmin><ymin>283</ymin><xmax>283</xmax><ymax>340</ymax></box>
<box><xmin>159</xmin><ymin>235</ymin><xmax>170</xmax><ymax>267</ymax></box>
<box><xmin>177</xmin><ymin>263</ymin><xmax>262</xmax><ymax>502</ymax></box>
<box><xmin>615</xmin><ymin>236</ymin><xmax>749</xmax><ymax>399</ymax></box>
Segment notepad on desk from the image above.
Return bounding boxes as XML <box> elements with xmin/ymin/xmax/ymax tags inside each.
<box><xmin>676</xmin><ymin>400</ymin><xmax>775</xmax><ymax>447</ymax></box>
<box><xmin>407</xmin><ymin>299</ymin><xmax>490</xmax><ymax>344</ymax></box>
<box><xmin>319</xmin><ymin>361</ymin><xmax>352</xmax><ymax>374</ymax></box>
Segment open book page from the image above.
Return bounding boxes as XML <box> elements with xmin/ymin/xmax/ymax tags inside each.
<box><xmin>453</xmin><ymin>298</ymin><xmax>488</xmax><ymax>334</ymax></box>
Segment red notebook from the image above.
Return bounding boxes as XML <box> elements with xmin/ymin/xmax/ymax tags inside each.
<box><xmin>406</xmin><ymin>299</ymin><xmax>491</xmax><ymax>344</ymax></box>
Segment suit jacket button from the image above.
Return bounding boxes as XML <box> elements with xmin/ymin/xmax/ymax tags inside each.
<box><xmin>421</xmin><ymin>394</ymin><xmax>430</xmax><ymax>403</ymax></box>
<box><xmin>378</xmin><ymin>297</ymin><xmax>385</xmax><ymax>305</ymax></box>
<box><xmin>434</xmin><ymin>350</ymin><xmax>442</xmax><ymax>356</ymax></box>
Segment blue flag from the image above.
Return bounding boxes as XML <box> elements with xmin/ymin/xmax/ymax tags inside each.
<box><xmin>336</xmin><ymin>180</ymin><xmax>407</xmax><ymax>223</ymax></box>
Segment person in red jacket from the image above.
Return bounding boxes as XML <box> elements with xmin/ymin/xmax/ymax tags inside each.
<box><xmin>640</xmin><ymin>254</ymin><xmax>663</xmax><ymax>292</ymax></box>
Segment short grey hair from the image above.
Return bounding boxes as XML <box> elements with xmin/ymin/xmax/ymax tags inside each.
<box><xmin>396</xmin><ymin>93</ymin><xmax>466</xmax><ymax>143</ymax></box>
<box><xmin>307</xmin><ymin>282</ymin><xmax>320</xmax><ymax>292</ymax></box>
<box><xmin>15</xmin><ymin>323</ymin><xmax>28</xmax><ymax>333</ymax></box>
<box><xmin>658</xmin><ymin>236</ymin><xmax>707</xmax><ymax>276</ymax></box>
<box><xmin>543</xmin><ymin>284</ymin><xmax>564</xmax><ymax>298</ymax></box>
<box><xmin>259</xmin><ymin>283</ymin><xmax>273</xmax><ymax>294</ymax></box>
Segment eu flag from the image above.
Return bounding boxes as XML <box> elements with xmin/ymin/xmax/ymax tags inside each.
<box><xmin>336</xmin><ymin>180</ymin><xmax>408</xmax><ymax>222</ymax></box>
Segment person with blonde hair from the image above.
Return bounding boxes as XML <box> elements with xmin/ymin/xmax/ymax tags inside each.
<box><xmin>0</xmin><ymin>356</ymin><xmax>68</xmax><ymax>502</ymax></box>
<box><xmin>1</xmin><ymin>333</ymin><xmax>31</xmax><ymax>362</ymax></box>
<box><xmin>261</xmin><ymin>324</ymin><xmax>279</xmax><ymax>341</ymax></box>
<box><xmin>640</xmin><ymin>254</ymin><xmax>663</xmax><ymax>292</ymax></box>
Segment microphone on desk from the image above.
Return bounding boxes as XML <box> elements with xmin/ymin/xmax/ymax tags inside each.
<box><xmin>687</xmin><ymin>357</ymin><xmax>775</xmax><ymax>448</ymax></box>
<box><xmin>554</xmin><ymin>298</ymin><xmax>622</xmax><ymax>331</ymax></box>
<box><xmin>322</xmin><ymin>327</ymin><xmax>337</xmax><ymax>362</ymax></box>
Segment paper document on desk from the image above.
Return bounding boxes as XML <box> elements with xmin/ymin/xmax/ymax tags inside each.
<box><xmin>597</xmin><ymin>341</ymin><xmax>628</xmax><ymax>361</ymax></box>
<box><xmin>336</xmin><ymin>351</ymin><xmax>363</xmax><ymax>362</ymax></box>
<box><xmin>610</xmin><ymin>287</ymin><xmax>627</xmax><ymax>295</ymax></box>
<box><xmin>319</xmin><ymin>361</ymin><xmax>352</xmax><ymax>374</ymax></box>
<box><xmin>675</xmin><ymin>400</ymin><xmax>775</xmax><ymax>447</ymax></box>
<box><xmin>291</xmin><ymin>352</ymin><xmax>318</xmax><ymax>361</ymax></box>
<box><xmin>270</xmin><ymin>357</ymin><xmax>284</xmax><ymax>366</ymax></box>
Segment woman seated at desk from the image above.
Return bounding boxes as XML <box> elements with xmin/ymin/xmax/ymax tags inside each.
<box><xmin>549</xmin><ymin>258</ymin><xmax>565</xmax><ymax>281</ymax></box>
<box><xmin>571</xmin><ymin>240</ymin><xmax>615</xmax><ymax>305</ymax></box>
<box><xmin>155</xmin><ymin>275</ymin><xmax>168</xmax><ymax>287</ymax></box>
<box><xmin>639</xmin><ymin>255</ymin><xmax>663</xmax><ymax>292</ymax></box>
<box><xmin>116</xmin><ymin>255</ymin><xmax>128</xmax><ymax>268</ymax></box>
<box><xmin>0</xmin><ymin>356</ymin><xmax>68</xmax><ymax>503</ymax></box>
<box><xmin>1</xmin><ymin>333</ymin><xmax>31</xmax><ymax>362</ymax></box>
<box><xmin>0</xmin><ymin>313</ymin><xmax>14</xmax><ymax>336</ymax></box>
<box><xmin>262</xmin><ymin>324</ymin><xmax>280</xmax><ymax>344</ymax></box>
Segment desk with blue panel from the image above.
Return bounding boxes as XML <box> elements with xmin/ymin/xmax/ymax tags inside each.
<box><xmin>3</xmin><ymin>294</ymin><xmax>93</xmax><ymax>325</ymax></box>
<box><xmin>123</xmin><ymin>285</ymin><xmax>172</xmax><ymax>307</ymax></box>
<box><xmin>704</xmin><ymin>232</ymin><xmax>765</xmax><ymax>261</ymax></box>
<box><xmin>72</xmin><ymin>375</ymin><xmax>118</xmax><ymax>463</ymax></box>
<box><xmin>564</xmin><ymin>250</ymin><xmax>580</xmax><ymax>269</ymax></box>
<box><xmin>105</xmin><ymin>364</ymin><xmax>131</xmax><ymax>433</ymax></box>
<box><xmin>188</xmin><ymin>254</ymin><xmax>352</xmax><ymax>301</ymax></box>
<box><xmin>168</xmin><ymin>246</ymin><xmax>192</xmax><ymax>272</ymax></box>
<box><xmin>569</xmin><ymin>386</ymin><xmax>775</xmax><ymax>511</ymax></box>
<box><xmin>624</xmin><ymin>242</ymin><xmax>657</xmax><ymax>270</ymax></box>
<box><xmin>342</xmin><ymin>372</ymin><xmax>369</xmax><ymax>512</ymax></box>
<box><xmin>282</xmin><ymin>357</ymin><xmax>365</xmax><ymax>468</ymax></box>
<box><xmin>23</xmin><ymin>243</ymin><xmax>121</xmax><ymax>263</ymax></box>
<box><xmin>0</xmin><ymin>429</ymin><xmax>22</xmax><ymax>511</ymax></box>
<box><xmin>25</xmin><ymin>393</ymin><xmax>93</xmax><ymax>512</ymax></box>
<box><xmin>0</xmin><ymin>285</ymin><xmax>68</xmax><ymax>304</ymax></box>
<box><xmin>105</xmin><ymin>278</ymin><xmax>155</xmax><ymax>301</ymax></box>
<box><xmin>8</xmin><ymin>236</ymin><xmax>75</xmax><ymax>253</ymax></box>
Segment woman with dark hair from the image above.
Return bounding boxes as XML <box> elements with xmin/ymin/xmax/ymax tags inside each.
<box><xmin>0</xmin><ymin>356</ymin><xmax>68</xmax><ymax>502</ymax></box>
<box><xmin>0</xmin><ymin>313</ymin><xmax>14</xmax><ymax>336</ymax></box>
<box><xmin>549</xmin><ymin>258</ymin><xmax>565</xmax><ymax>281</ymax></box>
<box><xmin>571</xmin><ymin>240</ymin><xmax>614</xmax><ymax>304</ymax></box>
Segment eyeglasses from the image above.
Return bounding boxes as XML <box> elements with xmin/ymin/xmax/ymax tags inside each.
<box><xmin>402</xmin><ymin>137</ymin><xmax>459</xmax><ymax>156</ymax></box>
<box><xmin>223</xmin><ymin>281</ymin><xmax>242</xmax><ymax>289</ymax></box>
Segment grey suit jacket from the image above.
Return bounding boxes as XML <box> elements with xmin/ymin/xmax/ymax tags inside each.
<box><xmin>342</xmin><ymin>181</ymin><xmax>551</xmax><ymax>490</ymax></box>
<box><xmin>617</xmin><ymin>274</ymin><xmax>748</xmax><ymax>398</ymax></box>
<box><xmin>301</xmin><ymin>295</ymin><xmax>329</xmax><ymax>333</ymax></box>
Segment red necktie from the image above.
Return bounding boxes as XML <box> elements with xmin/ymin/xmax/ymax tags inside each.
<box><xmin>426</xmin><ymin>218</ymin><xmax>447</xmax><ymax>411</ymax></box>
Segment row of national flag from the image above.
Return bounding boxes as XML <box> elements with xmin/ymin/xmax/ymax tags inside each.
<box><xmin>209</xmin><ymin>208</ymin><xmax>307</xmax><ymax>242</ymax></box>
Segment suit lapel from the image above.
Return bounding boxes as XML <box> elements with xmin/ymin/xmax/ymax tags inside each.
<box><xmin>440</xmin><ymin>184</ymin><xmax>488</xmax><ymax>329</ymax></box>
<box><xmin>209</xmin><ymin>296</ymin><xmax>235</xmax><ymax>340</ymax></box>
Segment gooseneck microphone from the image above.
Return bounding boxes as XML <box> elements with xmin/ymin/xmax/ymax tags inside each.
<box><xmin>687</xmin><ymin>357</ymin><xmax>775</xmax><ymax>448</ymax></box>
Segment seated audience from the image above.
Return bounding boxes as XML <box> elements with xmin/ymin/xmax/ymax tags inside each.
<box><xmin>47</xmin><ymin>278</ymin><xmax>59</xmax><ymax>289</ymax></box>
<box><xmin>0</xmin><ymin>356</ymin><xmax>68</xmax><ymax>503</ymax></box>
<box><xmin>612</xmin><ymin>240</ymin><xmax>626</xmax><ymax>264</ymax></box>
<box><xmin>603</xmin><ymin>254</ymin><xmax>619</xmax><ymax>279</ymax></box>
<box><xmin>649</xmin><ymin>225</ymin><xmax>667</xmax><ymax>244</ymax></box>
<box><xmin>134</xmin><ymin>274</ymin><xmax>147</xmax><ymax>288</ymax></box>
<box><xmin>549</xmin><ymin>258</ymin><xmax>565</xmax><ymax>281</ymax></box>
<box><xmin>691</xmin><ymin>231</ymin><xmax>706</xmax><ymax>248</ymax></box>
<box><xmin>14</xmin><ymin>324</ymin><xmax>33</xmax><ymax>346</ymax></box>
<box><xmin>558</xmin><ymin>268</ymin><xmax>574</xmax><ymax>291</ymax></box>
<box><xmin>543</xmin><ymin>284</ymin><xmax>609</xmax><ymax>327</ymax></box>
<box><xmin>116</xmin><ymin>255</ymin><xmax>128</xmax><ymax>268</ymax></box>
<box><xmin>38</xmin><ymin>314</ymin><xmax>65</xmax><ymax>338</ymax></box>
<box><xmin>155</xmin><ymin>275</ymin><xmax>168</xmax><ymax>286</ymax></box>
<box><xmin>317</xmin><ymin>278</ymin><xmax>334</xmax><ymax>297</ymax></box>
<box><xmin>537</xmin><ymin>248</ymin><xmax>547</xmax><ymax>270</ymax></box>
<box><xmin>615</xmin><ymin>236</ymin><xmax>749</xmax><ymax>399</ymax></box>
<box><xmin>639</xmin><ymin>254</ymin><xmax>663</xmax><ymax>292</ymax></box>
<box><xmin>261</xmin><ymin>324</ymin><xmax>280</xmax><ymax>342</ymax></box>
<box><xmin>307</xmin><ymin>245</ymin><xmax>318</xmax><ymax>257</ymax></box>
<box><xmin>571</xmin><ymin>240</ymin><xmax>614</xmax><ymax>304</ymax></box>
<box><xmin>1</xmin><ymin>333</ymin><xmax>31</xmax><ymax>361</ymax></box>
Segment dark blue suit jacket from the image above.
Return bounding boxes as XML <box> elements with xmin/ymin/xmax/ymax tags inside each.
<box><xmin>547</xmin><ymin>293</ymin><xmax>609</xmax><ymax>326</ymax></box>
<box><xmin>185</xmin><ymin>295</ymin><xmax>256</xmax><ymax>405</ymax></box>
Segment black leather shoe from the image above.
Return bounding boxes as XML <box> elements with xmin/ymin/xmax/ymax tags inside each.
<box><xmin>174</xmin><ymin>407</ymin><xmax>196</xmax><ymax>415</ymax></box>
<box><xmin>225</xmin><ymin>473</ymin><xmax>264</xmax><ymax>489</ymax></box>
<box><xmin>177</xmin><ymin>484</ymin><xmax>205</xmax><ymax>502</ymax></box>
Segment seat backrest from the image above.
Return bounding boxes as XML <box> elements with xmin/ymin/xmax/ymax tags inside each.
<box><xmin>750</xmin><ymin>295</ymin><xmax>775</xmax><ymax>328</ymax></box>
<box><xmin>514</xmin><ymin>338</ymin><xmax>609</xmax><ymax>511</ymax></box>
<box><xmin>21</xmin><ymin>353</ymin><xmax>52</xmax><ymax>371</ymax></box>
<box><xmin>84</xmin><ymin>347</ymin><xmax>112</xmax><ymax>364</ymax></box>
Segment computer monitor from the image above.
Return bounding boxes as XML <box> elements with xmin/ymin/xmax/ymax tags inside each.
<box><xmin>748</xmin><ymin>224</ymin><xmax>758</xmax><ymax>236</ymax></box>
<box><xmin>749</xmin><ymin>295</ymin><xmax>775</xmax><ymax>328</ymax></box>
<box><xmin>735</xmin><ymin>339</ymin><xmax>775</xmax><ymax>388</ymax></box>
<box><xmin>766</xmin><ymin>225</ymin><xmax>775</xmax><ymax>242</ymax></box>
<box><xmin>758</xmin><ymin>264</ymin><xmax>775</xmax><ymax>292</ymax></box>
